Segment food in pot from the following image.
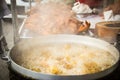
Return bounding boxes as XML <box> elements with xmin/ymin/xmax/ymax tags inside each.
<box><xmin>78</xmin><ymin>21</ymin><xmax>90</xmax><ymax>32</ymax></box>
<box><xmin>15</xmin><ymin>43</ymin><xmax>116</xmax><ymax>75</ymax></box>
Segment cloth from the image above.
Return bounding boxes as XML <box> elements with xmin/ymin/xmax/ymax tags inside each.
<box><xmin>104</xmin><ymin>10</ymin><xmax>120</xmax><ymax>21</ymax></box>
<box><xmin>0</xmin><ymin>0</ymin><xmax>10</xmax><ymax>18</ymax></box>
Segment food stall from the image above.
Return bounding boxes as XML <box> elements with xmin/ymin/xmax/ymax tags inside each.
<box><xmin>1</xmin><ymin>0</ymin><xmax>120</xmax><ymax>80</ymax></box>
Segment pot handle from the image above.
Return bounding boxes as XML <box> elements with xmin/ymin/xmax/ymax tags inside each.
<box><xmin>0</xmin><ymin>36</ymin><xmax>10</xmax><ymax>62</ymax></box>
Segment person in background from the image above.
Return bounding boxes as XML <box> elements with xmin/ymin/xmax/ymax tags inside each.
<box><xmin>104</xmin><ymin>0</ymin><xmax>120</xmax><ymax>15</ymax></box>
<box><xmin>101</xmin><ymin>0</ymin><xmax>120</xmax><ymax>21</ymax></box>
<box><xmin>0</xmin><ymin>0</ymin><xmax>10</xmax><ymax>80</ymax></box>
<box><xmin>75</xmin><ymin>0</ymin><xmax>103</xmax><ymax>8</ymax></box>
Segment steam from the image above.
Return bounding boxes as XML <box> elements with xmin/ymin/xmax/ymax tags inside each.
<box><xmin>24</xmin><ymin>2</ymin><xmax>81</xmax><ymax>35</ymax></box>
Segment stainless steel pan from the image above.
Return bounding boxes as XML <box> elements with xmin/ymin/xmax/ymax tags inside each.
<box><xmin>8</xmin><ymin>35</ymin><xmax>119</xmax><ymax>80</ymax></box>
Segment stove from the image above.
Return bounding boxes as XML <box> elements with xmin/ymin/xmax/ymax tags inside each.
<box><xmin>8</xmin><ymin>37</ymin><xmax>120</xmax><ymax>80</ymax></box>
<box><xmin>3</xmin><ymin>29</ymin><xmax>120</xmax><ymax>80</ymax></box>
<box><xmin>6</xmin><ymin>33</ymin><xmax>120</xmax><ymax>80</ymax></box>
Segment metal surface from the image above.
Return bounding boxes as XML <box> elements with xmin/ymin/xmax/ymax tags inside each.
<box><xmin>10</xmin><ymin>0</ymin><xmax>19</xmax><ymax>44</ymax></box>
<box><xmin>10</xmin><ymin>0</ymin><xmax>34</xmax><ymax>44</ymax></box>
<box><xmin>29</xmin><ymin>0</ymin><xmax>32</xmax><ymax>9</ymax></box>
<box><xmin>9</xmin><ymin>35</ymin><xmax>120</xmax><ymax>80</ymax></box>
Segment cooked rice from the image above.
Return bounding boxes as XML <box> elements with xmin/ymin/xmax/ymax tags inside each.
<box><xmin>16</xmin><ymin>43</ymin><xmax>116</xmax><ymax>75</ymax></box>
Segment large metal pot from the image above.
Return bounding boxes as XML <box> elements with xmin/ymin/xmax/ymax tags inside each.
<box><xmin>9</xmin><ymin>35</ymin><xmax>119</xmax><ymax>80</ymax></box>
